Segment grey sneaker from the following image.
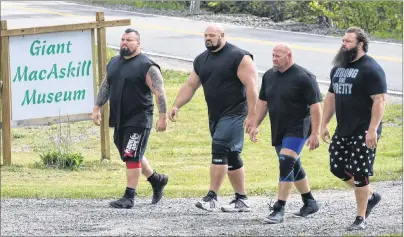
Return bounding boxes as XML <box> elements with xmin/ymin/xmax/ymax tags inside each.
<box><xmin>366</xmin><ymin>192</ymin><xmax>381</xmax><ymax>218</ymax></box>
<box><xmin>109</xmin><ymin>197</ymin><xmax>134</xmax><ymax>209</ymax></box>
<box><xmin>293</xmin><ymin>199</ymin><xmax>319</xmax><ymax>217</ymax></box>
<box><xmin>195</xmin><ymin>194</ymin><xmax>217</xmax><ymax>212</ymax></box>
<box><xmin>221</xmin><ymin>197</ymin><xmax>251</xmax><ymax>212</ymax></box>
<box><xmin>347</xmin><ymin>216</ymin><xmax>366</xmax><ymax>231</ymax></box>
<box><xmin>263</xmin><ymin>201</ymin><xmax>285</xmax><ymax>224</ymax></box>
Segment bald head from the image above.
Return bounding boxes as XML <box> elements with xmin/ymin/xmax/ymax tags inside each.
<box><xmin>272</xmin><ymin>43</ymin><xmax>294</xmax><ymax>72</ymax></box>
<box><xmin>205</xmin><ymin>23</ymin><xmax>225</xmax><ymax>34</ymax></box>
<box><xmin>204</xmin><ymin>24</ymin><xmax>226</xmax><ymax>52</ymax></box>
<box><xmin>273</xmin><ymin>43</ymin><xmax>293</xmax><ymax>54</ymax></box>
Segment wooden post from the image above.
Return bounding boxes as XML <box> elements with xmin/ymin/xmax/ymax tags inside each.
<box><xmin>1</xmin><ymin>20</ymin><xmax>11</xmax><ymax>165</ymax></box>
<box><xmin>96</xmin><ymin>12</ymin><xmax>110</xmax><ymax>160</ymax></box>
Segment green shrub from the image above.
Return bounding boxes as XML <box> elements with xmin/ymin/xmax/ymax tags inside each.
<box><xmin>39</xmin><ymin>151</ymin><xmax>84</xmax><ymax>170</ymax></box>
<box><xmin>38</xmin><ymin>115</ymin><xmax>84</xmax><ymax>170</ymax></box>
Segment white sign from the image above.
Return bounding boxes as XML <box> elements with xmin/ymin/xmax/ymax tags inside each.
<box><xmin>9</xmin><ymin>30</ymin><xmax>95</xmax><ymax>121</ymax></box>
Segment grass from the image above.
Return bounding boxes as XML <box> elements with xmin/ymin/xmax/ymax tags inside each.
<box><xmin>1</xmin><ymin>50</ymin><xmax>402</xmax><ymax>199</ymax></box>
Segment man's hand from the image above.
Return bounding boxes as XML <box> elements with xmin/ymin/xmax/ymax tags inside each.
<box><xmin>249</xmin><ymin>126</ymin><xmax>259</xmax><ymax>143</ymax></box>
<box><xmin>156</xmin><ymin>114</ymin><xmax>168</xmax><ymax>132</ymax></box>
<box><xmin>244</xmin><ymin>114</ymin><xmax>255</xmax><ymax>134</ymax></box>
<box><xmin>321</xmin><ymin>125</ymin><xmax>331</xmax><ymax>144</ymax></box>
<box><xmin>366</xmin><ymin>130</ymin><xmax>378</xmax><ymax>149</ymax></box>
<box><xmin>91</xmin><ymin>107</ymin><xmax>101</xmax><ymax>126</ymax></box>
<box><xmin>169</xmin><ymin>107</ymin><xmax>179</xmax><ymax>122</ymax></box>
<box><xmin>306</xmin><ymin>133</ymin><xmax>320</xmax><ymax>151</ymax></box>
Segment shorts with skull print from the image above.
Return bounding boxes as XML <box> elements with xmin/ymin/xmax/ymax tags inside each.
<box><xmin>113</xmin><ymin>126</ymin><xmax>150</xmax><ymax>162</ymax></box>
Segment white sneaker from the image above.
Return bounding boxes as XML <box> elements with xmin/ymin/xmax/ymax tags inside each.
<box><xmin>195</xmin><ymin>195</ymin><xmax>217</xmax><ymax>212</ymax></box>
<box><xmin>221</xmin><ymin>197</ymin><xmax>251</xmax><ymax>212</ymax></box>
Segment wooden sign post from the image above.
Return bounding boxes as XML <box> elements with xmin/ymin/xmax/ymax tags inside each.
<box><xmin>0</xmin><ymin>12</ymin><xmax>130</xmax><ymax>165</ymax></box>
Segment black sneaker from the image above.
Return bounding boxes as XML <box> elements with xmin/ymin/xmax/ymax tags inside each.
<box><xmin>109</xmin><ymin>197</ymin><xmax>134</xmax><ymax>209</ymax></box>
<box><xmin>150</xmin><ymin>174</ymin><xmax>169</xmax><ymax>204</ymax></box>
<box><xmin>263</xmin><ymin>201</ymin><xmax>285</xmax><ymax>224</ymax></box>
<box><xmin>366</xmin><ymin>192</ymin><xmax>381</xmax><ymax>218</ymax></box>
<box><xmin>293</xmin><ymin>199</ymin><xmax>319</xmax><ymax>217</ymax></box>
<box><xmin>347</xmin><ymin>216</ymin><xmax>366</xmax><ymax>231</ymax></box>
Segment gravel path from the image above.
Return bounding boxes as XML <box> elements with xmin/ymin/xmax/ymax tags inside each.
<box><xmin>1</xmin><ymin>180</ymin><xmax>402</xmax><ymax>236</ymax></box>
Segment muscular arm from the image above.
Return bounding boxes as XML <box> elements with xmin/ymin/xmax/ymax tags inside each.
<box><xmin>172</xmin><ymin>70</ymin><xmax>201</xmax><ymax>109</ymax></box>
<box><xmin>321</xmin><ymin>92</ymin><xmax>336</xmax><ymax>127</ymax></box>
<box><xmin>146</xmin><ymin>66</ymin><xmax>168</xmax><ymax>116</ymax></box>
<box><xmin>237</xmin><ymin>55</ymin><xmax>258</xmax><ymax>116</ymax></box>
<box><xmin>368</xmin><ymin>93</ymin><xmax>387</xmax><ymax>132</ymax></box>
<box><xmin>254</xmin><ymin>99</ymin><xmax>268</xmax><ymax>127</ymax></box>
<box><xmin>310</xmin><ymin>102</ymin><xmax>322</xmax><ymax>135</ymax></box>
<box><xmin>94</xmin><ymin>77</ymin><xmax>110</xmax><ymax>108</ymax></box>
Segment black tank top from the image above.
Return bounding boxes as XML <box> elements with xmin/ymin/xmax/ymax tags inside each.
<box><xmin>106</xmin><ymin>53</ymin><xmax>159</xmax><ymax>128</ymax></box>
<box><xmin>193</xmin><ymin>42</ymin><xmax>253</xmax><ymax>122</ymax></box>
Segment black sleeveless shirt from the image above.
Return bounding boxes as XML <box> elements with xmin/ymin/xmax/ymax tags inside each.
<box><xmin>106</xmin><ymin>53</ymin><xmax>160</xmax><ymax>129</ymax></box>
<box><xmin>193</xmin><ymin>42</ymin><xmax>253</xmax><ymax>122</ymax></box>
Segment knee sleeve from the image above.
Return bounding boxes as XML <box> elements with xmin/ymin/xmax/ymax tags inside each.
<box><xmin>212</xmin><ymin>143</ymin><xmax>229</xmax><ymax>165</ymax></box>
<box><xmin>126</xmin><ymin>161</ymin><xmax>141</xmax><ymax>169</ymax></box>
<box><xmin>228</xmin><ymin>152</ymin><xmax>243</xmax><ymax>171</ymax></box>
<box><xmin>279</xmin><ymin>155</ymin><xmax>297</xmax><ymax>182</ymax></box>
<box><xmin>293</xmin><ymin>158</ymin><xmax>307</xmax><ymax>181</ymax></box>
<box><xmin>354</xmin><ymin>175</ymin><xmax>370</xmax><ymax>187</ymax></box>
<box><xmin>331</xmin><ymin>167</ymin><xmax>352</xmax><ymax>181</ymax></box>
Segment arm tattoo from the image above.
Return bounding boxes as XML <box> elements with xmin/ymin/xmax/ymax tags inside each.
<box><xmin>95</xmin><ymin>77</ymin><xmax>110</xmax><ymax>107</ymax></box>
<box><xmin>148</xmin><ymin>66</ymin><xmax>167</xmax><ymax>113</ymax></box>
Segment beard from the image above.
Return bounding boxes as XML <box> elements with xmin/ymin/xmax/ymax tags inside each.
<box><xmin>205</xmin><ymin>38</ymin><xmax>222</xmax><ymax>51</ymax></box>
<box><xmin>120</xmin><ymin>47</ymin><xmax>135</xmax><ymax>57</ymax></box>
<box><xmin>332</xmin><ymin>45</ymin><xmax>358</xmax><ymax>67</ymax></box>
<box><xmin>272</xmin><ymin>65</ymin><xmax>279</xmax><ymax>72</ymax></box>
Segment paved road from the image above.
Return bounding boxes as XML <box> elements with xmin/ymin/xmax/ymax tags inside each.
<box><xmin>1</xmin><ymin>1</ymin><xmax>402</xmax><ymax>92</ymax></box>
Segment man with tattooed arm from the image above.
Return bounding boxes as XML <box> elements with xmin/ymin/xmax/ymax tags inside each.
<box><xmin>92</xmin><ymin>28</ymin><xmax>169</xmax><ymax>208</ymax></box>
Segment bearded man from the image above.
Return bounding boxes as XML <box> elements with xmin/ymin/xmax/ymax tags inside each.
<box><xmin>169</xmin><ymin>24</ymin><xmax>258</xmax><ymax>212</ymax></box>
<box><xmin>321</xmin><ymin>27</ymin><xmax>387</xmax><ymax>230</ymax></box>
<box><xmin>92</xmin><ymin>28</ymin><xmax>169</xmax><ymax>208</ymax></box>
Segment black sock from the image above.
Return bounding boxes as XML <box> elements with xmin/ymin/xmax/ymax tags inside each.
<box><xmin>124</xmin><ymin>187</ymin><xmax>136</xmax><ymax>199</ymax></box>
<box><xmin>356</xmin><ymin>216</ymin><xmax>365</xmax><ymax>221</ymax></box>
<box><xmin>301</xmin><ymin>191</ymin><xmax>314</xmax><ymax>203</ymax></box>
<box><xmin>277</xmin><ymin>199</ymin><xmax>286</xmax><ymax>207</ymax></box>
<box><xmin>207</xmin><ymin>190</ymin><xmax>217</xmax><ymax>198</ymax></box>
<box><xmin>236</xmin><ymin>193</ymin><xmax>247</xmax><ymax>200</ymax></box>
<box><xmin>147</xmin><ymin>171</ymin><xmax>159</xmax><ymax>183</ymax></box>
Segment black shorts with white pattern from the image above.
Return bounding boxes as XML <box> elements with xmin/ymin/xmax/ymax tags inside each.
<box><xmin>329</xmin><ymin>131</ymin><xmax>380</xmax><ymax>177</ymax></box>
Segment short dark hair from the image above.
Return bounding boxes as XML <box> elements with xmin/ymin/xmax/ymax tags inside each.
<box><xmin>345</xmin><ymin>27</ymin><xmax>369</xmax><ymax>53</ymax></box>
<box><xmin>125</xmin><ymin>28</ymin><xmax>140</xmax><ymax>40</ymax></box>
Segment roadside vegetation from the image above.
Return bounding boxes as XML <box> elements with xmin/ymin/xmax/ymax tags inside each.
<box><xmin>78</xmin><ymin>1</ymin><xmax>403</xmax><ymax>40</ymax></box>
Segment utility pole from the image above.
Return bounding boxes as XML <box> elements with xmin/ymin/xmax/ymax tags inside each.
<box><xmin>189</xmin><ymin>0</ymin><xmax>200</xmax><ymax>11</ymax></box>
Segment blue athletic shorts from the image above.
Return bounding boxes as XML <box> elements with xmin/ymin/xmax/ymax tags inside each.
<box><xmin>275</xmin><ymin>136</ymin><xmax>307</xmax><ymax>157</ymax></box>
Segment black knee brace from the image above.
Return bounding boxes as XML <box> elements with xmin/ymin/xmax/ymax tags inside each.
<box><xmin>330</xmin><ymin>167</ymin><xmax>352</xmax><ymax>181</ymax></box>
<box><xmin>293</xmin><ymin>158</ymin><xmax>306</xmax><ymax>181</ymax></box>
<box><xmin>228</xmin><ymin>152</ymin><xmax>243</xmax><ymax>171</ymax></box>
<box><xmin>279</xmin><ymin>155</ymin><xmax>296</xmax><ymax>182</ymax></box>
<box><xmin>354</xmin><ymin>175</ymin><xmax>369</xmax><ymax>187</ymax></box>
<box><xmin>212</xmin><ymin>143</ymin><xmax>229</xmax><ymax>165</ymax></box>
